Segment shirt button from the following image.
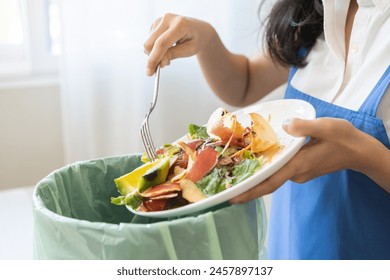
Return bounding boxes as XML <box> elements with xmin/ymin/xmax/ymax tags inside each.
<box><xmin>350</xmin><ymin>44</ymin><xmax>359</xmax><ymax>54</ymax></box>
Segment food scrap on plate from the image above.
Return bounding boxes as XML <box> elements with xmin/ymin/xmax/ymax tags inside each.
<box><xmin>111</xmin><ymin>107</ymin><xmax>281</xmax><ymax>213</ymax></box>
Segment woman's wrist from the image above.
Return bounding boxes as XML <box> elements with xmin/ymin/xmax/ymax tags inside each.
<box><xmin>196</xmin><ymin>26</ymin><xmax>250</xmax><ymax>106</ymax></box>
<box><xmin>197</xmin><ymin>24</ymin><xmax>224</xmax><ymax>60</ymax></box>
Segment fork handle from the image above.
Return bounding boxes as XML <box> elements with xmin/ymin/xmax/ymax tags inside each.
<box><xmin>150</xmin><ymin>65</ymin><xmax>160</xmax><ymax>111</ymax></box>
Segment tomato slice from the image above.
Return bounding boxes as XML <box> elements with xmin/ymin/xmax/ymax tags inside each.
<box><xmin>186</xmin><ymin>147</ymin><xmax>219</xmax><ymax>183</ymax></box>
<box><xmin>140</xmin><ymin>183</ymin><xmax>181</xmax><ymax>198</ymax></box>
<box><xmin>144</xmin><ymin>199</ymin><xmax>167</xmax><ymax>212</ymax></box>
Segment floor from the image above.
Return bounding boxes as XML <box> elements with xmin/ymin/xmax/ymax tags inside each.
<box><xmin>0</xmin><ymin>186</ymin><xmax>35</xmax><ymax>260</ymax></box>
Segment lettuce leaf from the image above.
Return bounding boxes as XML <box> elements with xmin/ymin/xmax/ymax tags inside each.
<box><xmin>196</xmin><ymin>168</ymin><xmax>229</xmax><ymax>196</ymax></box>
<box><xmin>188</xmin><ymin>124</ymin><xmax>209</xmax><ymax>140</ymax></box>
<box><xmin>196</xmin><ymin>159</ymin><xmax>262</xmax><ymax>196</ymax></box>
<box><xmin>111</xmin><ymin>196</ymin><xmax>125</xmax><ymax>205</ymax></box>
<box><xmin>231</xmin><ymin>159</ymin><xmax>261</xmax><ymax>184</ymax></box>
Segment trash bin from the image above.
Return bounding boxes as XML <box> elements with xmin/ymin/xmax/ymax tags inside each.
<box><xmin>33</xmin><ymin>154</ymin><xmax>267</xmax><ymax>259</ymax></box>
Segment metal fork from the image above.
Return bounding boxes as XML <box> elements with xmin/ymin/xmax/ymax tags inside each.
<box><xmin>140</xmin><ymin>65</ymin><xmax>160</xmax><ymax>161</ymax></box>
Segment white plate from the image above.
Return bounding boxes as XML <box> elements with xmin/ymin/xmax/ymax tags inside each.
<box><xmin>127</xmin><ymin>99</ymin><xmax>316</xmax><ymax>218</ymax></box>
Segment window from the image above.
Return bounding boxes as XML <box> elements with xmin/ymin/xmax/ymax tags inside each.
<box><xmin>0</xmin><ymin>0</ymin><xmax>28</xmax><ymax>75</ymax></box>
<box><xmin>47</xmin><ymin>0</ymin><xmax>61</xmax><ymax>56</ymax></box>
<box><xmin>0</xmin><ymin>0</ymin><xmax>59</xmax><ymax>82</ymax></box>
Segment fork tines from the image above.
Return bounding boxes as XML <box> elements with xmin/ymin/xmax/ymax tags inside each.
<box><xmin>140</xmin><ymin>115</ymin><xmax>157</xmax><ymax>161</ymax></box>
<box><xmin>140</xmin><ymin>65</ymin><xmax>160</xmax><ymax>162</ymax></box>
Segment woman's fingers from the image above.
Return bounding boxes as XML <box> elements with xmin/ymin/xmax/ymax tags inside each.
<box><xmin>154</xmin><ymin>38</ymin><xmax>196</xmax><ymax>69</ymax></box>
<box><xmin>146</xmin><ymin>28</ymin><xmax>181</xmax><ymax>75</ymax></box>
<box><xmin>145</xmin><ymin>14</ymin><xmax>193</xmax><ymax>75</ymax></box>
<box><xmin>150</xmin><ymin>17</ymin><xmax>163</xmax><ymax>33</ymax></box>
<box><xmin>144</xmin><ymin>14</ymin><xmax>215</xmax><ymax>76</ymax></box>
<box><xmin>283</xmin><ymin>117</ymin><xmax>351</xmax><ymax>139</ymax></box>
<box><xmin>144</xmin><ymin>13</ymin><xmax>174</xmax><ymax>54</ymax></box>
<box><xmin>283</xmin><ymin>118</ymin><xmax>349</xmax><ymax>138</ymax></box>
<box><xmin>282</xmin><ymin>118</ymin><xmax>322</xmax><ymax>137</ymax></box>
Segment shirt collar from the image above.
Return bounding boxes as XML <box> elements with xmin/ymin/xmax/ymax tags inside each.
<box><xmin>357</xmin><ymin>0</ymin><xmax>390</xmax><ymax>12</ymax></box>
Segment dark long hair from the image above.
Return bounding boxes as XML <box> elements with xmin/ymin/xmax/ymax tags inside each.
<box><xmin>263</xmin><ymin>0</ymin><xmax>324</xmax><ymax>67</ymax></box>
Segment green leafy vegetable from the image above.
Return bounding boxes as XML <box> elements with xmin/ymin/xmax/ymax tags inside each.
<box><xmin>221</xmin><ymin>146</ymin><xmax>239</xmax><ymax>157</ymax></box>
<box><xmin>231</xmin><ymin>159</ymin><xmax>262</xmax><ymax>184</ymax></box>
<box><xmin>161</xmin><ymin>144</ymin><xmax>181</xmax><ymax>157</ymax></box>
<box><xmin>111</xmin><ymin>196</ymin><xmax>125</xmax><ymax>205</ymax></box>
<box><xmin>242</xmin><ymin>150</ymin><xmax>256</xmax><ymax>160</ymax></box>
<box><xmin>196</xmin><ymin>159</ymin><xmax>262</xmax><ymax>196</ymax></box>
<box><xmin>196</xmin><ymin>168</ymin><xmax>229</xmax><ymax>196</ymax></box>
<box><xmin>188</xmin><ymin>124</ymin><xmax>209</xmax><ymax>140</ymax></box>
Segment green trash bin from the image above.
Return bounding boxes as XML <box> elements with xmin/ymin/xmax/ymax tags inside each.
<box><xmin>33</xmin><ymin>154</ymin><xmax>267</xmax><ymax>259</ymax></box>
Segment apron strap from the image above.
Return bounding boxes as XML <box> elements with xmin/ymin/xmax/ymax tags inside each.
<box><xmin>288</xmin><ymin>66</ymin><xmax>299</xmax><ymax>83</ymax></box>
<box><xmin>358</xmin><ymin>65</ymin><xmax>390</xmax><ymax>116</ymax></box>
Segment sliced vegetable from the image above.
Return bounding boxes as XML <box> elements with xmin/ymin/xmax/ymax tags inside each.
<box><xmin>250</xmin><ymin>113</ymin><xmax>278</xmax><ymax>153</ymax></box>
<box><xmin>180</xmin><ymin>179</ymin><xmax>207</xmax><ymax>202</ymax></box>
<box><xmin>144</xmin><ymin>199</ymin><xmax>167</xmax><ymax>212</ymax></box>
<box><xmin>139</xmin><ymin>183</ymin><xmax>181</xmax><ymax>198</ymax></box>
<box><xmin>114</xmin><ymin>158</ymin><xmax>169</xmax><ymax>195</ymax></box>
<box><xmin>125</xmin><ymin>191</ymin><xmax>143</xmax><ymax>210</ymax></box>
<box><xmin>186</xmin><ymin>147</ymin><xmax>219</xmax><ymax>183</ymax></box>
<box><xmin>207</xmin><ymin>108</ymin><xmax>245</xmax><ymax>141</ymax></box>
<box><xmin>138</xmin><ymin>157</ymin><xmax>170</xmax><ymax>192</ymax></box>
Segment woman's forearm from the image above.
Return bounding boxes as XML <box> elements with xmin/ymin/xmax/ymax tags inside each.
<box><xmin>354</xmin><ymin>131</ymin><xmax>390</xmax><ymax>193</ymax></box>
<box><xmin>196</xmin><ymin>31</ymin><xmax>250</xmax><ymax>106</ymax></box>
<box><xmin>197</xmin><ymin>27</ymin><xmax>289</xmax><ymax>107</ymax></box>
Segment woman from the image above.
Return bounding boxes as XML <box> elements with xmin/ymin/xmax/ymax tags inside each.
<box><xmin>144</xmin><ymin>0</ymin><xmax>390</xmax><ymax>259</ymax></box>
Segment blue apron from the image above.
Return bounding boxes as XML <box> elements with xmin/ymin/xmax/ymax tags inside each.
<box><xmin>268</xmin><ymin>65</ymin><xmax>390</xmax><ymax>259</ymax></box>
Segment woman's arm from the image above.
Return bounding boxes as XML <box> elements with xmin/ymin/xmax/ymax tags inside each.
<box><xmin>144</xmin><ymin>13</ymin><xmax>289</xmax><ymax>107</ymax></box>
<box><xmin>352</xmin><ymin>126</ymin><xmax>390</xmax><ymax>192</ymax></box>
<box><xmin>230</xmin><ymin>117</ymin><xmax>390</xmax><ymax>203</ymax></box>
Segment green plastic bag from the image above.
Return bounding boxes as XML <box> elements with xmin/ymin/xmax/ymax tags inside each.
<box><xmin>33</xmin><ymin>154</ymin><xmax>267</xmax><ymax>259</ymax></box>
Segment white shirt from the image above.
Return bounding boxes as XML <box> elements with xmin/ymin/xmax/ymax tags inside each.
<box><xmin>291</xmin><ymin>0</ymin><xmax>390</xmax><ymax>140</ymax></box>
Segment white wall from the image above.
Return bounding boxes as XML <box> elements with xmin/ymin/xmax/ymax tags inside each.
<box><xmin>0</xmin><ymin>85</ymin><xmax>64</xmax><ymax>190</ymax></box>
